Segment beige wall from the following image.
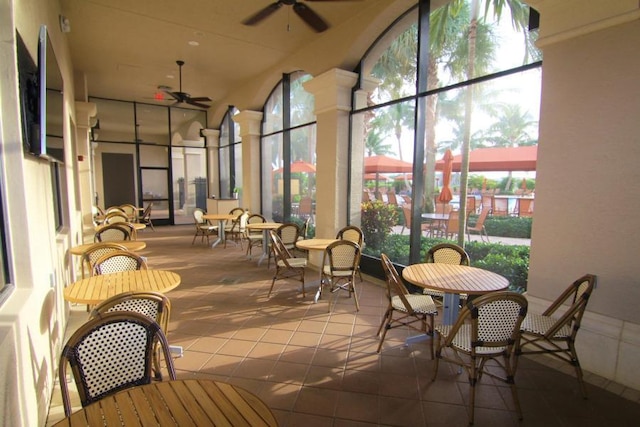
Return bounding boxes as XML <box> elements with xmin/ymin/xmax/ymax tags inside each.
<box><xmin>527</xmin><ymin>0</ymin><xmax>640</xmax><ymax>388</ymax></box>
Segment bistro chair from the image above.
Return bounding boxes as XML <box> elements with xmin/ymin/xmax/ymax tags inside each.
<box><xmin>321</xmin><ymin>240</ymin><xmax>361</xmax><ymax>312</ymax></box>
<box><xmin>441</xmin><ymin>209</ymin><xmax>461</xmax><ymax>240</ymax></box>
<box><xmin>94</xmin><ymin>223</ymin><xmax>132</xmax><ymax>242</ymax></box>
<box><xmin>245</xmin><ymin>213</ymin><xmax>266</xmax><ymax>258</ymax></box>
<box><xmin>516</xmin><ymin>274</ymin><xmax>597</xmax><ymax>398</ymax></box>
<box><xmin>92</xmin><ymin>250</ymin><xmax>148</xmax><ymax>276</ymax></box>
<box><xmin>118</xmin><ymin>203</ymin><xmax>138</xmax><ymax>221</ymax></box>
<box><xmin>89</xmin><ymin>291</ymin><xmax>171</xmax><ymax>380</ymax></box>
<box><xmin>58</xmin><ymin>312</ymin><xmax>176</xmax><ymax>416</ymax></box>
<box><xmin>424</xmin><ymin>243</ymin><xmax>471</xmax><ymax>306</ymax></box>
<box><xmin>466</xmin><ymin>207</ymin><xmax>490</xmax><ymax>243</ymax></box>
<box><xmin>267</xmin><ymin>230</ymin><xmax>306</xmax><ymax>298</ymax></box>
<box><xmin>225</xmin><ymin>210</ymin><xmax>249</xmax><ymax>249</ymax></box>
<box><xmin>401</xmin><ymin>204</ymin><xmax>438</xmax><ymax>237</ymax></box>
<box><xmin>378</xmin><ymin>254</ymin><xmax>438</xmax><ymax>357</ymax></box>
<box><xmin>103</xmin><ymin>211</ymin><xmax>129</xmax><ymax>224</ymax></box>
<box><xmin>336</xmin><ymin>225</ymin><xmax>365</xmax><ymax>282</ymax></box>
<box><xmin>138</xmin><ymin>202</ymin><xmax>155</xmax><ymax>231</ymax></box>
<box><xmin>80</xmin><ymin>242</ymin><xmax>128</xmax><ymax>279</ymax></box>
<box><xmin>192</xmin><ymin>208</ymin><xmax>217</xmax><ymax>245</ymax></box>
<box><xmin>432</xmin><ymin>291</ymin><xmax>528</xmax><ymax>425</ymax></box>
<box><xmin>269</xmin><ymin>223</ymin><xmax>301</xmax><ymax>268</ymax></box>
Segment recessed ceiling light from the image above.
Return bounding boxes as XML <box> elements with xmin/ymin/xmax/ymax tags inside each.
<box><xmin>166</xmin><ymin>74</ymin><xmax>175</xmax><ymax>79</ymax></box>
<box><xmin>188</xmin><ymin>40</ymin><xmax>200</xmax><ymax>46</ymax></box>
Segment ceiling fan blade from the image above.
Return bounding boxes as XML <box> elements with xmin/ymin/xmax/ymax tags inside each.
<box><xmin>164</xmin><ymin>91</ymin><xmax>183</xmax><ymax>102</ymax></box>
<box><xmin>293</xmin><ymin>3</ymin><xmax>328</xmax><ymax>32</ymax></box>
<box><xmin>242</xmin><ymin>2</ymin><xmax>283</xmax><ymax>26</ymax></box>
<box><xmin>186</xmin><ymin>99</ymin><xmax>211</xmax><ymax>109</ymax></box>
<box><xmin>188</xmin><ymin>96</ymin><xmax>212</xmax><ymax>102</ymax></box>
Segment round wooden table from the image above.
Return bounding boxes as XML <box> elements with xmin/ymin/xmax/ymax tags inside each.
<box><xmin>203</xmin><ymin>213</ymin><xmax>239</xmax><ymax>248</ymax></box>
<box><xmin>95</xmin><ymin>222</ymin><xmax>146</xmax><ymax>231</ymax></box>
<box><xmin>69</xmin><ymin>240</ymin><xmax>147</xmax><ymax>256</ymax></box>
<box><xmin>246</xmin><ymin>222</ymin><xmax>282</xmax><ymax>265</ymax></box>
<box><xmin>295</xmin><ymin>238</ymin><xmax>338</xmax><ymax>303</ymax></box>
<box><xmin>63</xmin><ymin>270</ymin><xmax>181</xmax><ymax>305</ymax></box>
<box><xmin>52</xmin><ymin>379</ymin><xmax>277</xmax><ymax>427</ymax></box>
<box><xmin>402</xmin><ymin>263</ymin><xmax>509</xmax><ymax>324</ymax></box>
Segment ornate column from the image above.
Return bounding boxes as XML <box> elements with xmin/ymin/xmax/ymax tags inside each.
<box><xmin>200</xmin><ymin>128</ymin><xmax>220</xmax><ymax>199</ymax></box>
<box><xmin>75</xmin><ymin>101</ymin><xmax>97</xmax><ymax>227</ymax></box>
<box><xmin>303</xmin><ymin>68</ymin><xmax>358</xmax><ymax>238</ymax></box>
<box><xmin>233</xmin><ymin>111</ymin><xmax>263</xmax><ymax>213</ymax></box>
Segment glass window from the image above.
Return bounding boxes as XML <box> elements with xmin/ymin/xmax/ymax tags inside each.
<box><xmin>354</xmin><ymin>0</ymin><xmax>541</xmax><ymax>266</ymax></box>
<box><xmin>218</xmin><ymin>107</ymin><xmax>241</xmax><ymax>199</ymax></box>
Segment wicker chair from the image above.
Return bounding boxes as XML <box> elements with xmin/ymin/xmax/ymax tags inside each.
<box><xmin>336</xmin><ymin>225</ymin><xmax>364</xmax><ymax>282</ymax></box>
<box><xmin>269</xmin><ymin>223</ymin><xmax>301</xmax><ymax>268</ymax></box>
<box><xmin>424</xmin><ymin>243</ymin><xmax>470</xmax><ymax>306</ymax></box>
<box><xmin>80</xmin><ymin>242</ymin><xmax>128</xmax><ymax>278</ymax></box>
<box><xmin>192</xmin><ymin>208</ymin><xmax>217</xmax><ymax>245</ymax></box>
<box><xmin>432</xmin><ymin>291</ymin><xmax>528</xmax><ymax>425</ymax></box>
<box><xmin>89</xmin><ymin>291</ymin><xmax>171</xmax><ymax>380</ymax></box>
<box><xmin>516</xmin><ymin>274</ymin><xmax>597</xmax><ymax>398</ymax></box>
<box><xmin>94</xmin><ymin>223</ymin><xmax>132</xmax><ymax>242</ymax></box>
<box><xmin>267</xmin><ymin>230</ymin><xmax>306</xmax><ymax>298</ymax></box>
<box><xmin>138</xmin><ymin>202</ymin><xmax>155</xmax><ymax>231</ymax></box>
<box><xmin>321</xmin><ymin>240</ymin><xmax>361</xmax><ymax>312</ymax></box>
<box><xmin>103</xmin><ymin>211</ymin><xmax>129</xmax><ymax>224</ymax></box>
<box><xmin>245</xmin><ymin>213</ymin><xmax>266</xmax><ymax>258</ymax></box>
<box><xmin>58</xmin><ymin>312</ymin><xmax>176</xmax><ymax>416</ymax></box>
<box><xmin>378</xmin><ymin>254</ymin><xmax>438</xmax><ymax>357</ymax></box>
<box><xmin>225</xmin><ymin>210</ymin><xmax>248</xmax><ymax>249</ymax></box>
<box><xmin>92</xmin><ymin>250</ymin><xmax>148</xmax><ymax>275</ymax></box>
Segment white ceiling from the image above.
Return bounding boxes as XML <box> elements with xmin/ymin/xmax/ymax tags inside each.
<box><xmin>59</xmin><ymin>0</ymin><xmax>388</xmax><ymax>110</ymax></box>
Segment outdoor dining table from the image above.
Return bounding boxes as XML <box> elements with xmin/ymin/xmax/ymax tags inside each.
<box><xmin>94</xmin><ymin>222</ymin><xmax>146</xmax><ymax>231</ymax></box>
<box><xmin>51</xmin><ymin>379</ymin><xmax>278</xmax><ymax>427</ymax></box>
<box><xmin>295</xmin><ymin>238</ymin><xmax>338</xmax><ymax>303</ymax></box>
<box><xmin>402</xmin><ymin>263</ymin><xmax>509</xmax><ymax>325</ymax></box>
<box><xmin>421</xmin><ymin>212</ymin><xmax>449</xmax><ymax>237</ymax></box>
<box><xmin>203</xmin><ymin>213</ymin><xmax>239</xmax><ymax>248</ymax></box>
<box><xmin>69</xmin><ymin>240</ymin><xmax>147</xmax><ymax>256</ymax></box>
<box><xmin>246</xmin><ymin>222</ymin><xmax>282</xmax><ymax>265</ymax></box>
<box><xmin>63</xmin><ymin>269</ymin><xmax>181</xmax><ymax>305</ymax></box>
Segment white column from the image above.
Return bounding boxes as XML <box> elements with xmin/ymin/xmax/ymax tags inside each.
<box><xmin>233</xmin><ymin>111</ymin><xmax>263</xmax><ymax>213</ymax></box>
<box><xmin>201</xmin><ymin>128</ymin><xmax>220</xmax><ymax>199</ymax></box>
<box><xmin>303</xmin><ymin>68</ymin><xmax>358</xmax><ymax>238</ymax></box>
<box><xmin>75</xmin><ymin>101</ymin><xmax>97</xmax><ymax>229</ymax></box>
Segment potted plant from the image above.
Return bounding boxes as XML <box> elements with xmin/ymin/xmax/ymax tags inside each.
<box><xmin>233</xmin><ymin>187</ymin><xmax>240</xmax><ymax>199</ymax></box>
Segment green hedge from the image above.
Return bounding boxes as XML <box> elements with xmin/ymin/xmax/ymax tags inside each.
<box><xmin>364</xmin><ymin>234</ymin><xmax>529</xmax><ymax>293</ymax></box>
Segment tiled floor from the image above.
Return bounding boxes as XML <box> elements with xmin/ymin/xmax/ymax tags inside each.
<box><xmin>47</xmin><ymin>225</ymin><xmax>640</xmax><ymax>426</ymax></box>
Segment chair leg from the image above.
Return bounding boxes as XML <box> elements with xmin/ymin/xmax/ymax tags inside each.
<box><xmin>568</xmin><ymin>341</ymin><xmax>588</xmax><ymax>398</ymax></box>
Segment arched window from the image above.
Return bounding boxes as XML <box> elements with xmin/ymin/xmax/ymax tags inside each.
<box><xmin>219</xmin><ymin>106</ymin><xmax>241</xmax><ymax>199</ymax></box>
<box><xmin>261</xmin><ymin>72</ymin><xmax>316</xmax><ymax>230</ymax></box>
<box><xmin>352</xmin><ymin>1</ymin><xmax>541</xmax><ymax>266</ymax></box>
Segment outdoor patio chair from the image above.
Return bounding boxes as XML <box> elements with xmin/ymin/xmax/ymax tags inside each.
<box><xmin>269</xmin><ymin>223</ymin><xmax>301</xmax><ymax>268</ymax></box>
<box><xmin>103</xmin><ymin>211</ymin><xmax>129</xmax><ymax>224</ymax></box>
<box><xmin>432</xmin><ymin>291</ymin><xmax>528</xmax><ymax>425</ymax></box>
<box><xmin>92</xmin><ymin>250</ymin><xmax>148</xmax><ymax>276</ymax></box>
<box><xmin>58</xmin><ymin>312</ymin><xmax>176</xmax><ymax>416</ymax></box>
<box><xmin>118</xmin><ymin>203</ymin><xmax>138</xmax><ymax>221</ymax></box>
<box><xmin>192</xmin><ymin>208</ymin><xmax>217</xmax><ymax>245</ymax></box>
<box><xmin>94</xmin><ymin>223</ymin><xmax>132</xmax><ymax>242</ymax></box>
<box><xmin>267</xmin><ymin>230</ymin><xmax>306</xmax><ymax>298</ymax></box>
<box><xmin>321</xmin><ymin>240</ymin><xmax>361</xmax><ymax>312</ymax></box>
<box><xmin>402</xmin><ymin>204</ymin><xmax>440</xmax><ymax>237</ymax></box>
<box><xmin>89</xmin><ymin>291</ymin><xmax>171</xmax><ymax>380</ymax></box>
<box><xmin>466</xmin><ymin>206</ymin><xmax>490</xmax><ymax>243</ymax></box>
<box><xmin>225</xmin><ymin>210</ymin><xmax>248</xmax><ymax>249</ymax></box>
<box><xmin>80</xmin><ymin>242</ymin><xmax>128</xmax><ymax>279</ymax></box>
<box><xmin>442</xmin><ymin>209</ymin><xmax>461</xmax><ymax>240</ymax></box>
<box><xmin>378</xmin><ymin>254</ymin><xmax>438</xmax><ymax>357</ymax></box>
<box><xmin>516</xmin><ymin>274</ymin><xmax>597</xmax><ymax>398</ymax></box>
<box><xmin>138</xmin><ymin>202</ymin><xmax>155</xmax><ymax>231</ymax></box>
<box><xmin>492</xmin><ymin>196</ymin><xmax>509</xmax><ymax>216</ymax></box>
<box><xmin>336</xmin><ymin>225</ymin><xmax>364</xmax><ymax>282</ymax></box>
<box><xmin>245</xmin><ymin>213</ymin><xmax>266</xmax><ymax>258</ymax></box>
<box><xmin>518</xmin><ymin>198</ymin><xmax>534</xmax><ymax>217</ymax></box>
<box><xmin>424</xmin><ymin>243</ymin><xmax>470</xmax><ymax>306</ymax></box>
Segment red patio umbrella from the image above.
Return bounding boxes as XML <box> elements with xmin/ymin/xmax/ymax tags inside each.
<box><xmin>521</xmin><ymin>177</ymin><xmax>528</xmax><ymax>190</ymax></box>
<box><xmin>273</xmin><ymin>160</ymin><xmax>316</xmax><ymax>174</ymax></box>
<box><xmin>435</xmin><ymin>146</ymin><xmax>537</xmax><ymax>172</ymax></box>
<box><xmin>364</xmin><ymin>155</ymin><xmax>412</xmax><ymax>192</ymax></box>
<box><xmin>438</xmin><ymin>149</ymin><xmax>453</xmax><ymax>203</ymax></box>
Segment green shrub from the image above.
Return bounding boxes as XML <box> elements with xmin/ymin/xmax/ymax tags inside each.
<box><xmin>468</xmin><ymin>215</ymin><xmax>532</xmax><ymax>238</ymax></box>
<box><xmin>361</xmin><ymin>200</ymin><xmax>398</xmax><ymax>251</ymax></box>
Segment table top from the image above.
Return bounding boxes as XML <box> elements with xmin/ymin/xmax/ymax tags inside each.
<box><xmin>402</xmin><ymin>263</ymin><xmax>509</xmax><ymax>295</ymax></box>
<box><xmin>203</xmin><ymin>213</ymin><xmax>239</xmax><ymax>221</ymax></box>
<box><xmin>246</xmin><ymin>222</ymin><xmax>282</xmax><ymax>230</ymax></box>
<box><xmin>421</xmin><ymin>213</ymin><xmax>449</xmax><ymax>221</ymax></box>
<box><xmin>95</xmin><ymin>222</ymin><xmax>147</xmax><ymax>231</ymax></box>
<box><xmin>296</xmin><ymin>238</ymin><xmax>338</xmax><ymax>251</ymax></box>
<box><xmin>52</xmin><ymin>379</ymin><xmax>277</xmax><ymax>427</ymax></box>
<box><xmin>493</xmin><ymin>194</ymin><xmax>534</xmax><ymax>199</ymax></box>
<box><xmin>63</xmin><ymin>270</ymin><xmax>181</xmax><ymax>305</ymax></box>
<box><xmin>69</xmin><ymin>240</ymin><xmax>147</xmax><ymax>256</ymax></box>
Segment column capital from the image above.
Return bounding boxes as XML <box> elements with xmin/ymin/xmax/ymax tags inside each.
<box><xmin>303</xmin><ymin>68</ymin><xmax>358</xmax><ymax>115</ymax></box>
<box><xmin>75</xmin><ymin>101</ymin><xmax>97</xmax><ymax>129</ymax></box>
<box><xmin>233</xmin><ymin>110</ymin><xmax>263</xmax><ymax>137</ymax></box>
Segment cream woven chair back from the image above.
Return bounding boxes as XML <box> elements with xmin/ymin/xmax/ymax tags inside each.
<box><xmin>426</xmin><ymin>243</ymin><xmax>469</xmax><ymax>266</ymax></box>
<box><xmin>81</xmin><ymin>243</ymin><xmax>127</xmax><ymax>278</ymax></box>
<box><xmin>336</xmin><ymin>225</ymin><xmax>364</xmax><ymax>247</ymax></box>
<box><xmin>278</xmin><ymin>223</ymin><xmax>300</xmax><ymax>248</ymax></box>
<box><xmin>92</xmin><ymin>250</ymin><xmax>147</xmax><ymax>275</ymax></box>
<box><xmin>95</xmin><ymin>223</ymin><xmax>132</xmax><ymax>242</ymax></box>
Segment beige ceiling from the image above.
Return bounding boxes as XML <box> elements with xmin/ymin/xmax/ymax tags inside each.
<box><xmin>60</xmin><ymin>0</ymin><xmax>408</xmax><ymax>114</ymax></box>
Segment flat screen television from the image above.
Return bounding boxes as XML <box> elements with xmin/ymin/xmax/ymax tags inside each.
<box><xmin>16</xmin><ymin>26</ymin><xmax>64</xmax><ymax>162</ymax></box>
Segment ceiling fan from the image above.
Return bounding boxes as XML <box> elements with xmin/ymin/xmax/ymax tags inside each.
<box><xmin>161</xmin><ymin>60</ymin><xmax>211</xmax><ymax>109</ymax></box>
<box><xmin>242</xmin><ymin>0</ymin><xmax>359</xmax><ymax>33</ymax></box>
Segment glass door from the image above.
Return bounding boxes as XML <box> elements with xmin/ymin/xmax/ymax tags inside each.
<box><xmin>139</xmin><ymin>145</ymin><xmax>172</xmax><ymax>225</ymax></box>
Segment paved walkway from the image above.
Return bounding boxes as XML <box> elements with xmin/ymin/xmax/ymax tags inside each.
<box><xmin>391</xmin><ymin>225</ymin><xmax>530</xmax><ymax>246</ymax></box>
